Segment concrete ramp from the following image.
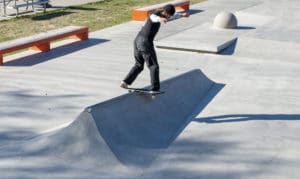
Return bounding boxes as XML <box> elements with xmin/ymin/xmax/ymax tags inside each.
<box><xmin>0</xmin><ymin>69</ymin><xmax>217</xmax><ymax>176</ymax></box>
<box><xmin>86</xmin><ymin>69</ymin><xmax>215</xmax><ymax>167</ymax></box>
<box><xmin>156</xmin><ymin>24</ymin><xmax>237</xmax><ymax>53</ymax></box>
<box><xmin>0</xmin><ymin>109</ymin><xmax>130</xmax><ymax>178</ymax></box>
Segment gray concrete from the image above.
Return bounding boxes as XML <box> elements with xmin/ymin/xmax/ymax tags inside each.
<box><xmin>86</xmin><ymin>69</ymin><xmax>216</xmax><ymax>167</ymax></box>
<box><xmin>0</xmin><ymin>0</ymin><xmax>300</xmax><ymax>178</ymax></box>
<box><xmin>155</xmin><ymin>23</ymin><xmax>238</xmax><ymax>53</ymax></box>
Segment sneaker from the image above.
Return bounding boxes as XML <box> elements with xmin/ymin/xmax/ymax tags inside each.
<box><xmin>120</xmin><ymin>81</ymin><xmax>128</xmax><ymax>89</ymax></box>
<box><xmin>150</xmin><ymin>87</ymin><xmax>160</xmax><ymax>92</ymax></box>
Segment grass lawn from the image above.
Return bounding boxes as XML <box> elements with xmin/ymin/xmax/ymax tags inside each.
<box><xmin>0</xmin><ymin>0</ymin><xmax>206</xmax><ymax>42</ymax></box>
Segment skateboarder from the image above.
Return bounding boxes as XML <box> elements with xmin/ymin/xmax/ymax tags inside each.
<box><xmin>121</xmin><ymin>4</ymin><xmax>189</xmax><ymax>92</ymax></box>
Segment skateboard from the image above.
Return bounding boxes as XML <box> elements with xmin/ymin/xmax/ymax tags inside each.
<box><xmin>124</xmin><ymin>87</ymin><xmax>164</xmax><ymax>98</ymax></box>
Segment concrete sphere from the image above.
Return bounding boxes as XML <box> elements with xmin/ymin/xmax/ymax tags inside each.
<box><xmin>213</xmin><ymin>11</ymin><xmax>237</xmax><ymax>29</ymax></box>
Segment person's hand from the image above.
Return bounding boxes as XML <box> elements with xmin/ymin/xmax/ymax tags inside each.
<box><xmin>159</xmin><ymin>17</ymin><xmax>168</xmax><ymax>23</ymax></box>
<box><xmin>181</xmin><ymin>12</ymin><xmax>190</xmax><ymax>17</ymax></box>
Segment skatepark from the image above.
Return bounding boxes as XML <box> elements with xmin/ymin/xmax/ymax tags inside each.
<box><xmin>0</xmin><ymin>0</ymin><xmax>300</xmax><ymax>178</ymax></box>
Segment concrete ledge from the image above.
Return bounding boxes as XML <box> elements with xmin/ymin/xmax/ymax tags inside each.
<box><xmin>0</xmin><ymin>26</ymin><xmax>88</xmax><ymax>65</ymax></box>
<box><xmin>156</xmin><ymin>25</ymin><xmax>238</xmax><ymax>53</ymax></box>
<box><xmin>132</xmin><ymin>0</ymin><xmax>190</xmax><ymax>21</ymax></box>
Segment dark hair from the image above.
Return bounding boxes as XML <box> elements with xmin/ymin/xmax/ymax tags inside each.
<box><xmin>163</xmin><ymin>4</ymin><xmax>175</xmax><ymax>16</ymax></box>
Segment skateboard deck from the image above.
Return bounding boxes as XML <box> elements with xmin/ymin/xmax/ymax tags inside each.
<box><xmin>124</xmin><ymin>87</ymin><xmax>164</xmax><ymax>97</ymax></box>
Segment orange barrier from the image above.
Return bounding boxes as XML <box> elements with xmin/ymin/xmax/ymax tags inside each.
<box><xmin>0</xmin><ymin>26</ymin><xmax>88</xmax><ymax>65</ymax></box>
<box><xmin>132</xmin><ymin>0</ymin><xmax>190</xmax><ymax>21</ymax></box>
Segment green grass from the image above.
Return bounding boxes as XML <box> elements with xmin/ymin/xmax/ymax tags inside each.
<box><xmin>0</xmin><ymin>0</ymin><xmax>206</xmax><ymax>42</ymax></box>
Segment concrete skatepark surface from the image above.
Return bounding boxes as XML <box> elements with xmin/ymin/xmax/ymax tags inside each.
<box><xmin>1</xmin><ymin>0</ymin><xmax>300</xmax><ymax>178</ymax></box>
<box><xmin>155</xmin><ymin>24</ymin><xmax>238</xmax><ymax>53</ymax></box>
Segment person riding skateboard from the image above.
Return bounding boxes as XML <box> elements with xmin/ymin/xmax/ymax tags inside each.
<box><xmin>121</xmin><ymin>4</ymin><xmax>189</xmax><ymax>92</ymax></box>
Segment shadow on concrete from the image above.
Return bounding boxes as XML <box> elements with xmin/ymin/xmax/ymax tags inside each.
<box><xmin>218</xmin><ymin>38</ymin><xmax>237</xmax><ymax>55</ymax></box>
<box><xmin>31</xmin><ymin>11</ymin><xmax>74</xmax><ymax>20</ymax></box>
<box><xmin>87</xmin><ymin>69</ymin><xmax>225</xmax><ymax>167</ymax></box>
<box><xmin>68</xmin><ymin>6</ymin><xmax>98</xmax><ymax>11</ymax></box>
<box><xmin>196</xmin><ymin>114</ymin><xmax>300</xmax><ymax>123</ymax></box>
<box><xmin>236</xmin><ymin>26</ymin><xmax>256</xmax><ymax>30</ymax></box>
<box><xmin>0</xmin><ymin>70</ymin><xmax>226</xmax><ymax>176</ymax></box>
<box><xmin>188</xmin><ymin>9</ymin><xmax>204</xmax><ymax>15</ymax></box>
<box><xmin>47</xmin><ymin>5</ymin><xmax>98</xmax><ymax>10</ymax></box>
<box><xmin>0</xmin><ymin>89</ymin><xmax>85</xmax><ymax>143</ymax></box>
<box><xmin>0</xmin><ymin>129</ymin><xmax>37</xmax><ymax>144</ymax></box>
<box><xmin>142</xmin><ymin>137</ymin><xmax>269</xmax><ymax>178</ymax></box>
<box><xmin>4</xmin><ymin>38</ymin><xmax>109</xmax><ymax>66</ymax></box>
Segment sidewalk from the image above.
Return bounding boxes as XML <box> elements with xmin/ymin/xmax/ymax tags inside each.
<box><xmin>49</xmin><ymin>0</ymin><xmax>102</xmax><ymax>7</ymax></box>
<box><xmin>0</xmin><ymin>0</ymin><xmax>102</xmax><ymax>20</ymax></box>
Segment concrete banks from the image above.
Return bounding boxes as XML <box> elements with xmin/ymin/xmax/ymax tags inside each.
<box><xmin>0</xmin><ymin>0</ymin><xmax>300</xmax><ymax>178</ymax></box>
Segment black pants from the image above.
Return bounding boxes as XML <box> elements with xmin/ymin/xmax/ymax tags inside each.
<box><xmin>123</xmin><ymin>36</ymin><xmax>160</xmax><ymax>91</ymax></box>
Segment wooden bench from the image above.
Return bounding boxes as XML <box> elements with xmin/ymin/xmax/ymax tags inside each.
<box><xmin>0</xmin><ymin>26</ymin><xmax>89</xmax><ymax>65</ymax></box>
<box><xmin>7</xmin><ymin>0</ymin><xmax>49</xmax><ymax>16</ymax></box>
<box><xmin>132</xmin><ymin>0</ymin><xmax>190</xmax><ymax>21</ymax></box>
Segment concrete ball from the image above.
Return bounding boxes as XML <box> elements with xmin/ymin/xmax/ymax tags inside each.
<box><xmin>213</xmin><ymin>11</ymin><xmax>237</xmax><ymax>29</ymax></box>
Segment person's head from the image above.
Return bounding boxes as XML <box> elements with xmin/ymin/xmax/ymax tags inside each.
<box><xmin>161</xmin><ymin>4</ymin><xmax>175</xmax><ymax>19</ymax></box>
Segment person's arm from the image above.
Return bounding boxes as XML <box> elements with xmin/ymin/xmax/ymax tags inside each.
<box><xmin>150</xmin><ymin>13</ymin><xmax>168</xmax><ymax>24</ymax></box>
<box><xmin>150</xmin><ymin>14</ymin><xmax>160</xmax><ymax>22</ymax></box>
<box><xmin>168</xmin><ymin>11</ymin><xmax>190</xmax><ymax>21</ymax></box>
